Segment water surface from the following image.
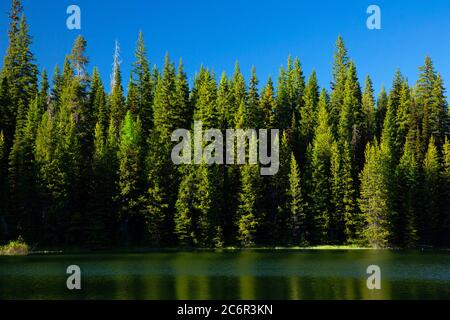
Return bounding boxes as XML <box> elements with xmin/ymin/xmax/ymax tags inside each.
<box><xmin>0</xmin><ymin>250</ymin><xmax>449</xmax><ymax>299</ymax></box>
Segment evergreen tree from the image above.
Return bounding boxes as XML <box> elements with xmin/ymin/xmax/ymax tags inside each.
<box><xmin>359</xmin><ymin>141</ymin><xmax>392</xmax><ymax>248</ymax></box>
<box><xmin>395</xmin><ymin>140</ymin><xmax>419</xmax><ymax>247</ymax></box>
<box><xmin>375</xmin><ymin>85</ymin><xmax>388</xmax><ymax>140</ymax></box>
<box><xmin>89</xmin><ymin>68</ymin><xmax>108</xmax><ymax>131</ymax></box>
<box><xmin>338</xmin><ymin>61</ymin><xmax>362</xmax><ymax>171</ymax></box>
<box><xmin>396</xmin><ymin>80</ymin><xmax>412</xmax><ymax>156</ymax></box>
<box><xmin>2</xmin><ymin>1</ymin><xmax>38</xmax><ymax>142</ymax></box>
<box><xmin>174</xmin><ymin>166</ymin><xmax>196</xmax><ymax>246</ymax></box>
<box><xmin>7</xmin><ymin>95</ymin><xmax>41</xmax><ymax>242</ymax></box>
<box><xmin>274</xmin><ymin>65</ymin><xmax>291</xmax><ymax>129</ymax></box>
<box><xmin>310</xmin><ymin>90</ymin><xmax>335</xmax><ymax>243</ymax></box>
<box><xmin>175</xmin><ymin>59</ymin><xmax>192</xmax><ymax>128</ymax></box>
<box><xmin>287</xmin><ymin>153</ymin><xmax>306</xmax><ymax>246</ymax></box>
<box><xmin>420</xmin><ymin>137</ymin><xmax>441</xmax><ymax>245</ymax></box>
<box><xmin>88</xmin><ymin>122</ymin><xmax>117</xmax><ymax>247</ymax></box>
<box><xmin>229</xmin><ymin>62</ymin><xmax>246</xmax><ymax>128</ymax></box>
<box><xmin>330</xmin><ymin>36</ymin><xmax>350</xmax><ymax>133</ymax></box>
<box><xmin>116</xmin><ymin>112</ymin><xmax>144</xmax><ymax>245</ymax></box>
<box><xmin>442</xmin><ymin>138</ymin><xmax>450</xmax><ymax>245</ymax></box>
<box><xmin>132</xmin><ymin>31</ymin><xmax>154</xmax><ymax>134</ymax></box>
<box><xmin>110</xmin><ymin>41</ymin><xmax>125</xmax><ymax>130</ymax></box>
<box><xmin>0</xmin><ymin>131</ymin><xmax>8</xmax><ymax>241</ymax></box>
<box><xmin>270</xmin><ymin>132</ymin><xmax>290</xmax><ymax>244</ymax></box>
<box><xmin>153</xmin><ymin>54</ymin><xmax>188</xmax><ymax>135</ymax></box>
<box><xmin>362</xmin><ymin>75</ymin><xmax>376</xmax><ymax>144</ymax></box>
<box><xmin>237</xmin><ymin>163</ymin><xmax>264</xmax><ymax>247</ymax></box>
<box><xmin>260</xmin><ymin>77</ymin><xmax>276</xmax><ymax>128</ymax></box>
<box><xmin>246</xmin><ymin>66</ymin><xmax>262</xmax><ymax>128</ymax></box>
<box><xmin>300</xmin><ymin>71</ymin><xmax>319</xmax><ymax>153</ymax></box>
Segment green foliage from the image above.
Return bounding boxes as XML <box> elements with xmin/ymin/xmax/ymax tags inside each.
<box><xmin>300</xmin><ymin>71</ymin><xmax>319</xmax><ymax>152</ymax></box>
<box><xmin>359</xmin><ymin>141</ymin><xmax>392</xmax><ymax>248</ymax></box>
<box><xmin>237</xmin><ymin>163</ymin><xmax>264</xmax><ymax>247</ymax></box>
<box><xmin>0</xmin><ymin>237</ymin><xmax>29</xmax><ymax>255</ymax></box>
<box><xmin>287</xmin><ymin>153</ymin><xmax>307</xmax><ymax>246</ymax></box>
<box><xmin>0</xmin><ymin>8</ymin><xmax>449</xmax><ymax>250</ymax></box>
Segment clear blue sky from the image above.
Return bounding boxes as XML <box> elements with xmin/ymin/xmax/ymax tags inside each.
<box><xmin>1</xmin><ymin>0</ymin><xmax>450</xmax><ymax>95</ymax></box>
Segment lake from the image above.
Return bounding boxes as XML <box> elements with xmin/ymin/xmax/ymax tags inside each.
<box><xmin>0</xmin><ymin>250</ymin><xmax>449</xmax><ymax>299</ymax></box>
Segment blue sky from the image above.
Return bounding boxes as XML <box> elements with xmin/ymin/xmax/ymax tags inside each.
<box><xmin>1</xmin><ymin>0</ymin><xmax>450</xmax><ymax>95</ymax></box>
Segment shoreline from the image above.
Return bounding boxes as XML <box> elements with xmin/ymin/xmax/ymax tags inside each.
<box><xmin>2</xmin><ymin>245</ymin><xmax>449</xmax><ymax>256</ymax></box>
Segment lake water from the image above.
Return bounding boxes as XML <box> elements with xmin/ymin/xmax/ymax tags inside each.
<box><xmin>0</xmin><ymin>250</ymin><xmax>449</xmax><ymax>299</ymax></box>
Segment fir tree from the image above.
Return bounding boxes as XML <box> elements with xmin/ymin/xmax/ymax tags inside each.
<box><xmin>395</xmin><ymin>140</ymin><xmax>419</xmax><ymax>247</ymax></box>
<box><xmin>330</xmin><ymin>35</ymin><xmax>350</xmax><ymax>133</ymax></box>
<box><xmin>110</xmin><ymin>41</ymin><xmax>126</xmax><ymax>130</ymax></box>
<box><xmin>362</xmin><ymin>75</ymin><xmax>376</xmax><ymax>144</ymax></box>
<box><xmin>421</xmin><ymin>137</ymin><xmax>441</xmax><ymax>245</ymax></box>
<box><xmin>310</xmin><ymin>90</ymin><xmax>334</xmax><ymax>243</ymax></box>
<box><xmin>132</xmin><ymin>31</ymin><xmax>154</xmax><ymax>134</ymax></box>
<box><xmin>359</xmin><ymin>141</ymin><xmax>392</xmax><ymax>248</ymax></box>
<box><xmin>116</xmin><ymin>112</ymin><xmax>144</xmax><ymax>245</ymax></box>
<box><xmin>237</xmin><ymin>163</ymin><xmax>264</xmax><ymax>247</ymax></box>
<box><xmin>300</xmin><ymin>70</ymin><xmax>319</xmax><ymax>154</ymax></box>
<box><xmin>287</xmin><ymin>153</ymin><xmax>307</xmax><ymax>245</ymax></box>
<box><xmin>376</xmin><ymin>85</ymin><xmax>388</xmax><ymax>140</ymax></box>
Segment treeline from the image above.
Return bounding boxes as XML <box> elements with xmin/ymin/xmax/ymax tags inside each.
<box><xmin>0</xmin><ymin>0</ymin><xmax>449</xmax><ymax>249</ymax></box>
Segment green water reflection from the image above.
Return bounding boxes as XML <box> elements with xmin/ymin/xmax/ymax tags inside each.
<box><xmin>0</xmin><ymin>250</ymin><xmax>449</xmax><ymax>299</ymax></box>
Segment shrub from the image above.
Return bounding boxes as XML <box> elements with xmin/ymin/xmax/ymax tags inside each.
<box><xmin>0</xmin><ymin>237</ymin><xmax>29</xmax><ymax>256</ymax></box>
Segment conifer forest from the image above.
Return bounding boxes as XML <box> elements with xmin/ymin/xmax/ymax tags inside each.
<box><xmin>0</xmin><ymin>0</ymin><xmax>449</xmax><ymax>250</ymax></box>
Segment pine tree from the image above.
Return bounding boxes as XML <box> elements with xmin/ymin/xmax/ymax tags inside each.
<box><xmin>442</xmin><ymin>138</ymin><xmax>450</xmax><ymax>245</ymax></box>
<box><xmin>270</xmin><ymin>132</ymin><xmax>290</xmax><ymax>244</ymax></box>
<box><xmin>88</xmin><ymin>122</ymin><xmax>116</xmax><ymax>247</ymax></box>
<box><xmin>217</xmin><ymin>72</ymin><xmax>232</xmax><ymax>130</ymax></box>
<box><xmin>359</xmin><ymin>141</ymin><xmax>392</xmax><ymax>248</ymax></box>
<box><xmin>194</xmin><ymin>67</ymin><xmax>219</xmax><ymax>128</ymax></box>
<box><xmin>145</xmin><ymin>130</ymin><xmax>178</xmax><ymax>246</ymax></box>
<box><xmin>274</xmin><ymin>65</ymin><xmax>291</xmax><ymax>130</ymax></box>
<box><xmin>376</xmin><ymin>85</ymin><xmax>388</xmax><ymax>140</ymax></box>
<box><xmin>395</xmin><ymin>140</ymin><xmax>419</xmax><ymax>247</ymax></box>
<box><xmin>110</xmin><ymin>41</ymin><xmax>126</xmax><ymax>130</ymax></box>
<box><xmin>310</xmin><ymin>90</ymin><xmax>335</xmax><ymax>243</ymax></box>
<box><xmin>126</xmin><ymin>75</ymin><xmax>139</xmax><ymax>116</ymax></box>
<box><xmin>287</xmin><ymin>153</ymin><xmax>307</xmax><ymax>246</ymax></box>
<box><xmin>2</xmin><ymin>1</ymin><xmax>38</xmax><ymax>142</ymax></box>
<box><xmin>416</xmin><ymin>56</ymin><xmax>438</xmax><ymax>155</ymax></box>
<box><xmin>396</xmin><ymin>80</ymin><xmax>412</xmax><ymax>155</ymax></box>
<box><xmin>132</xmin><ymin>31</ymin><xmax>154</xmax><ymax>134</ymax></box>
<box><xmin>362</xmin><ymin>75</ymin><xmax>376</xmax><ymax>143</ymax></box>
<box><xmin>330</xmin><ymin>36</ymin><xmax>350</xmax><ymax>133</ymax></box>
<box><xmin>0</xmin><ymin>131</ymin><xmax>8</xmax><ymax>241</ymax></box>
<box><xmin>429</xmin><ymin>74</ymin><xmax>448</xmax><ymax>149</ymax></box>
<box><xmin>153</xmin><ymin>54</ymin><xmax>187</xmax><ymax>135</ymax></box>
<box><xmin>174</xmin><ymin>166</ymin><xmax>196</xmax><ymax>246</ymax></box>
<box><xmin>246</xmin><ymin>66</ymin><xmax>262</xmax><ymax>128</ymax></box>
<box><xmin>421</xmin><ymin>137</ymin><xmax>441</xmax><ymax>245</ymax></box>
<box><xmin>288</xmin><ymin>57</ymin><xmax>305</xmax><ymax>120</ymax></box>
<box><xmin>7</xmin><ymin>95</ymin><xmax>41</xmax><ymax>241</ymax></box>
<box><xmin>300</xmin><ymin>70</ymin><xmax>319</xmax><ymax>153</ymax></box>
<box><xmin>237</xmin><ymin>163</ymin><xmax>264</xmax><ymax>247</ymax></box>
<box><xmin>260</xmin><ymin>77</ymin><xmax>276</xmax><ymax>128</ymax></box>
<box><xmin>338</xmin><ymin>61</ymin><xmax>362</xmax><ymax>171</ymax></box>
<box><xmin>175</xmin><ymin>59</ymin><xmax>192</xmax><ymax>128</ymax></box>
<box><xmin>90</xmin><ymin>68</ymin><xmax>108</xmax><ymax>131</ymax></box>
<box><xmin>229</xmin><ymin>62</ymin><xmax>246</xmax><ymax>128</ymax></box>
<box><xmin>116</xmin><ymin>111</ymin><xmax>144</xmax><ymax>245</ymax></box>
<box><xmin>0</xmin><ymin>75</ymin><xmax>12</xmax><ymax>145</ymax></box>
<box><xmin>69</xmin><ymin>35</ymin><xmax>89</xmax><ymax>82</ymax></box>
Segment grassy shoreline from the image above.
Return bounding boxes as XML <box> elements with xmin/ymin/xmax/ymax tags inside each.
<box><xmin>3</xmin><ymin>243</ymin><xmax>449</xmax><ymax>256</ymax></box>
